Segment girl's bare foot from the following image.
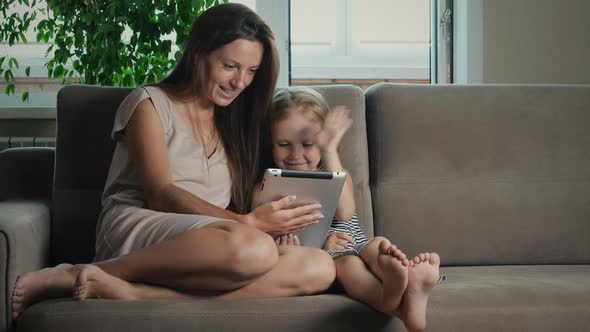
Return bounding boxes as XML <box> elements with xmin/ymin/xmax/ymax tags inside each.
<box><xmin>11</xmin><ymin>264</ymin><xmax>78</xmax><ymax>321</ymax></box>
<box><xmin>376</xmin><ymin>240</ymin><xmax>410</xmax><ymax>314</ymax></box>
<box><xmin>74</xmin><ymin>264</ymin><xmax>137</xmax><ymax>300</ymax></box>
<box><xmin>400</xmin><ymin>252</ymin><xmax>440</xmax><ymax>332</ymax></box>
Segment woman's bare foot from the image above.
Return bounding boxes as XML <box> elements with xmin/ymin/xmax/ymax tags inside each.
<box><xmin>400</xmin><ymin>252</ymin><xmax>440</xmax><ymax>332</ymax></box>
<box><xmin>74</xmin><ymin>264</ymin><xmax>137</xmax><ymax>300</ymax></box>
<box><xmin>376</xmin><ymin>240</ymin><xmax>410</xmax><ymax>314</ymax></box>
<box><xmin>11</xmin><ymin>264</ymin><xmax>78</xmax><ymax>321</ymax></box>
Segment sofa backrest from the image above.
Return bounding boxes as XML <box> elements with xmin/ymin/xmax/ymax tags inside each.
<box><xmin>53</xmin><ymin>85</ymin><xmax>132</xmax><ymax>264</ymax></box>
<box><xmin>366</xmin><ymin>83</ymin><xmax>590</xmax><ymax>265</ymax></box>
<box><xmin>53</xmin><ymin>84</ymin><xmax>373</xmax><ymax>264</ymax></box>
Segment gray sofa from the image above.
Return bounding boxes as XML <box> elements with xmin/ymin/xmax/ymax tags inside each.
<box><xmin>1</xmin><ymin>83</ymin><xmax>589</xmax><ymax>331</ymax></box>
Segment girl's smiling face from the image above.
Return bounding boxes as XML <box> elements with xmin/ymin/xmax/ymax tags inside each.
<box><xmin>271</xmin><ymin>108</ymin><xmax>322</xmax><ymax>171</ymax></box>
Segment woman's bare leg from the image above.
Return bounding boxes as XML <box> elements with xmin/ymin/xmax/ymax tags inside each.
<box><xmin>95</xmin><ymin>221</ymin><xmax>278</xmax><ymax>291</ymax></box>
<box><xmin>11</xmin><ymin>220</ymin><xmax>277</xmax><ymax>320</ymax></box>
<box><xmin>11</xmin><ymin>264</ymin><xmax>81</xmax><ymax>321</ymax></box>
<box><xmin>74</xmin><ymin>245</ymin><xmax>335</xmax><ymax>300</ymax></box>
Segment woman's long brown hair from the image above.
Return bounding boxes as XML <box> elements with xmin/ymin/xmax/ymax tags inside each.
<box><xmin>155</xmin><ymin>3</ymin><xmax>279</xmax><ymax>214</ymax></box>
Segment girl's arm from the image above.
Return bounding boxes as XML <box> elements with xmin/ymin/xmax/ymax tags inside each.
<box><xmin>125</xmin><ymin>99</ymin><xmax>322</xmax><ymax>235</ymax></box>
<box><xmin>316</xmin><ymin>106</ymin><xmax>356</xmax><ymax>221</ymax></box>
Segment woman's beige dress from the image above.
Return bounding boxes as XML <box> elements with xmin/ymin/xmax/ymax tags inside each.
<box><xmin>94</xmin><ymin>86</ymin><xmax>232</xmax><ymax>262</ymax></box>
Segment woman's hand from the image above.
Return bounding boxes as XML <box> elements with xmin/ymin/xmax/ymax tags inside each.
<box><xmin>275</xmin><ymin>233</ymin><xmax>301</xmax><ymax>246</ymax></box>
<box><xmin>315</xmin><ymin>106</ymin><xmax>353</xmax><ymax>154</ymax></box>
<box><xmin>323</xmin><ymin>232</ymin><xmax>354</xmax><ymax>251</ymax></box>
<box><xmin>243</xmin><ymin>195</ymin><xmax>324</xmax><ymax>237</ymax></box>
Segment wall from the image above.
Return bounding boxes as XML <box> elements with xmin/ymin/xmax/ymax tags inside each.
<box><xmin>482</xmin><ymin>0</ymin><xmax>590</xmax><ymax>84</ymax></box>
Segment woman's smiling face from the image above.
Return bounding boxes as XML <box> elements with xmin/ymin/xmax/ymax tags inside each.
<box><xmin>206</xmin><ymin>38</ymin><xmax>263</xmax><ymax>107</ymax></box>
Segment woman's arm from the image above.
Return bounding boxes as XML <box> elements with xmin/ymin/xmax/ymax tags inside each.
<box><xmin>125</xmin><ymin>99</ymin><xmax>322</xmax><ymax>234</ymax></box>
<box><xmin>125</xmin><ymin>99</ymin><xmax>240</xmax><ymax>218</ymax></box>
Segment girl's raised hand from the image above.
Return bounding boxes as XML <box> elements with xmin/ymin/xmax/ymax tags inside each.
<box><xmin>244</xmin><ymin>195</ymin><xmax>324</xmax><ymax>237</ymax></box>
<box><xmin>316</xmin><ymin>106</ymin><xmax>353</xmax><ymax>153</ymax></box>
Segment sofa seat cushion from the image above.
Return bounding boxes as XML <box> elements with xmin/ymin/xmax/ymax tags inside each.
<box><xmin>17</xmin><ymin>294</ymin><xmax>403</xmax><ymax>332</ymax></box>
<box><xmin>430</xmin><ymin>265</ymin><xmax>590</xmax><ymax>331</ymax></box>
<box><xmin>18</xmin><ymin>265</ymin><xmax>590</xmax><ymax>331</ymax></box>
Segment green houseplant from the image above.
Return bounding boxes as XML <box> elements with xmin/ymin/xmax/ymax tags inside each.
<box><xmin>1</xmin><ymin>0</ymin><xmax>225</xmax><ymax>101</ymax></box>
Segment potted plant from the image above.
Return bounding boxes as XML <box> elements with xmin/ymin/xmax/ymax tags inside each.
<box><xmin>1</xmin><ymin>0</ymin><xmax>225</xmax><ymax>102</ymax></box>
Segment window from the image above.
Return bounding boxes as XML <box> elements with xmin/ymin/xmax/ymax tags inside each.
<box><xmin>0</xmin><ymin>1</ymin><xmax>57</xmax><ymax>108</ymax></box>
<box><xmin>290</xmin><ymin>0</ymin><xmax>432</xmax><ymax>84</ymax></box>
<box><xmin>1</xmin><ymin>0</ymin><xmax>443</xmax><ymax>109</ymax></box>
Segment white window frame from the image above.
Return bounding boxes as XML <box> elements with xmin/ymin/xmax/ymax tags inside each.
<box><xmin>454</xmin><ymin>0</ymin><xmax>483</xmax><ymax>84</ymax></box>
<box><xmin>289</xmin><ymin>0</ymin><xmax>432</xmax><ymax>80</ymax></box>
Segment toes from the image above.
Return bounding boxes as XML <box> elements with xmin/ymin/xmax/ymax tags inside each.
<box><xmin>378</xmin><ymin>240</ymin><xmax>390</xmax><ymax>254</ymax></box>
<box><xmin>429</xmin><ymin>252</ymin><xmax>441</xmax><ymax>266</ymax></box>
<box><xmin>419</xmin><ymin>253</ymin><xmax>426</xmax><ymax>262</ymax></box>
<box><xmin>424</xmin><ymin>253</ymin><xmax>431</xmax><ymax>261</ymax></box>
<box><xmin>413</xmin><ymin>256</ymin><xmax>421</xmax><ymax>264</ymax></box>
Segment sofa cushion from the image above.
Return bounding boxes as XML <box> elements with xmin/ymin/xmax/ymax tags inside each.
<box><xmin>428</xmin><ymin>265</ymin><xmax>590</xmax><ymax>331</ymax></box>
<box><xmin>0</xmin><ymin>147</ymin><xmax>54</xmax><ymax>201</ymax></box>
<box><xmin>53</xmin><ymin>85</ymin><xmax>132</xmax><ymax>264</ymax></box>
<box><xmin>366</xmin><ymin>83</ymin><xmax>590</xmax><ymax>265</ymax></box>
<box><xmin>16</xmin><ymin>265</ymin><xmax>590</xmax><ymax>332</ymax></box>
<box><xmin>17</xmin><ymin>295</ymin><xmax>400</xmax><ymax>332</ymax></box>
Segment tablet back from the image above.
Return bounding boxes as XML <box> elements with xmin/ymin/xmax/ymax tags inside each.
<box><xmin>257</xmin><ymin>168</ymin><xmax>347</xmax><ymax>247</ymax></box>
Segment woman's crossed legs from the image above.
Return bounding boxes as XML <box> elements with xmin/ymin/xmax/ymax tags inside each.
<box><xmin>12</xmin><ymin>220</ymin><xmax>335</xmax><ymax>320</ymax></box>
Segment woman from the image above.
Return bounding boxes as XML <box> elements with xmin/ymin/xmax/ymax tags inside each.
<box><xmin>12</xmin><ymin>3</ymin><xmax>334</xmax><ymax>319</ymax></box>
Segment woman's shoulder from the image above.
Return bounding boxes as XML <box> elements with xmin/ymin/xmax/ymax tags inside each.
<box><xmin>112</xmin><ymin>86</ymin><xmax>173</xmax><ymax>139</ymax></box>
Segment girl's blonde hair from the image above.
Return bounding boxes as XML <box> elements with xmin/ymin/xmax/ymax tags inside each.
<box><xmin>270</xmin><ymin>87</ymin><xmax>330</xmax><ymax>125</ymax></box>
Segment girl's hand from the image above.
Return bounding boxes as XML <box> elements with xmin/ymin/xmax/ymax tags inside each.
<box><xmin>244</xmin><ymin>195</ymin><xmax>324</xmax><ymax>237</ymax></box>
<box><xmin>275</xmin><ymin>233</ymin><xmax>301</xmax><ymax>246</ymax></box>
<box><xmin>323</xmin><ymin>232</ymin><xmax>355</xmax><ymax>251</ymax></box>
<box><xmin>316</xmin><ymin>106</ymin><xmax>353</xmax><ymax>154</ymax></box>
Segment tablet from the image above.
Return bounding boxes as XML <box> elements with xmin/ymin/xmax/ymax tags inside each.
<box><xmin>255</xmin><ymin>168</ymin><xmax>347</xmax><ymax>248</ymax></box>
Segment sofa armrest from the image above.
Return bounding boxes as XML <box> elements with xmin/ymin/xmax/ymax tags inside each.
<box><xmin>0</xmin><ymin>147</ymin><xmax>54</xmax><ymax>201</ymax></box>
<box><xmin>0</xmin><ymin>200</ymin><xmax>51</xmax><ymax>331</ymax></box>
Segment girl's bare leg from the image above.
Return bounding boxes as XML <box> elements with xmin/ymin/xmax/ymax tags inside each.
<box><xmin>400</xmin><ymin>252</ymin><xmax>440</xmax><ymax>332</ymax></box>
<box><xmin>362</xmin><ymin>238</ymin><xmax>441</xmax><ymax>331</ymax></box>
<box><xmin>334</xmin><ymin>237</ymin><xmax>409</xmax><ymax>315</ymax></box>
<box><xmin>359</xmin><ymin>237</ymin><xmax>410</xmax><ymax>311</ymax></box>
<box><xmin>12</xmin><ymin>221</ymin><xmax>278</xmax><ymax>320</ymax></box>
<box><xmin>74</xmin><ymin>245</ymin><xmax>335</xmax><ymax>300</ymax></box>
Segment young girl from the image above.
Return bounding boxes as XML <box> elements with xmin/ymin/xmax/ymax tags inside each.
<box><xmin>266</xmin><ymin>87</ymin><xmax>442</xmax><ymax>332</ymax></box>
